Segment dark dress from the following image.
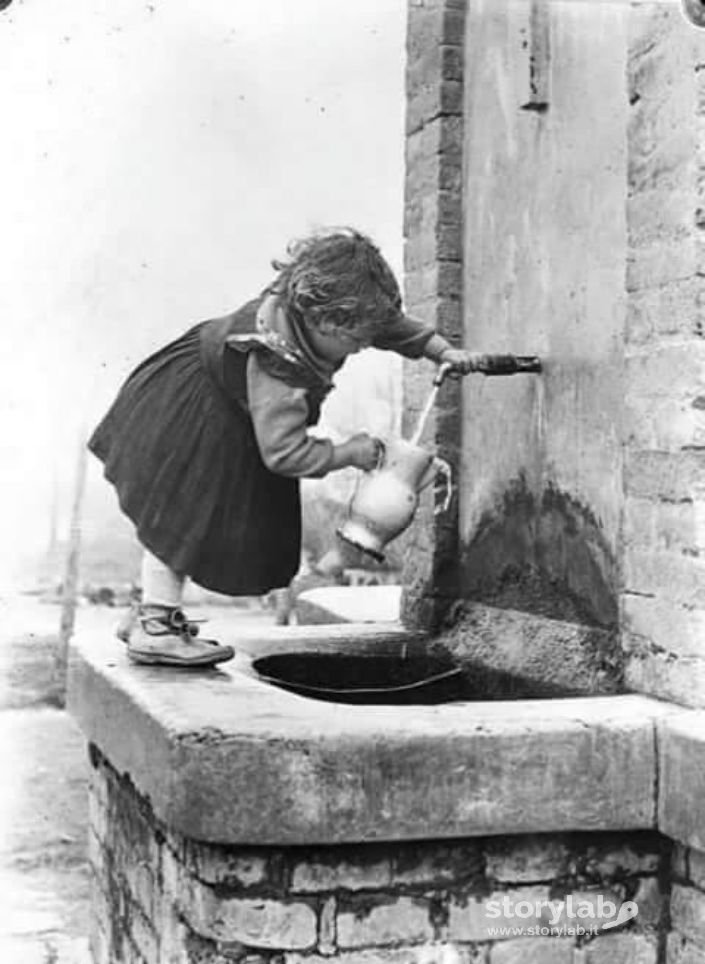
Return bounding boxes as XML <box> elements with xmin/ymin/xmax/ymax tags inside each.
<box><xmin>88</xmin><ymin>297</ymin><xmax>331</xmax><ymax>595</ymax></box>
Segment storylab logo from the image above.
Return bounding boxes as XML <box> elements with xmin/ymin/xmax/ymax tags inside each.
<box><xmin>682</xmin><ymin>0</ymin><xmax>705</xmax><ymax>29</ymax></box>
<box><xmin>483</xmin><ymin>894</ymin><xmax>639</xmax><ymax>938</ymax></box>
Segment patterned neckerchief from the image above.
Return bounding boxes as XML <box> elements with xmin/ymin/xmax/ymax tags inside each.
<box><xmin>226</xmin><ymin>294</ymin><xmax>335</xmax><ymax>392</ymax></box>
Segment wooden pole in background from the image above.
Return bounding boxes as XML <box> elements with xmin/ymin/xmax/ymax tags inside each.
<box><xmin>55</xmin><ymin>434</ymin><xmax>88</xmax><ymax>703</ymax></box>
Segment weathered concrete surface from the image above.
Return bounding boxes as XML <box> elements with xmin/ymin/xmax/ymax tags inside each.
<box><xmin>437</xmin><ymin>601</ymin><xmax>623</xmax><ymax>697</ymax></box>
<box><xmin>659</xmin><ymin>713</ymin><xmax>705</xmax><ymax>852</ymax></box>
<box><xmin>626</xmin><ymin>648</ymin><xmax>705</xmax><ymax>712</ymax></box>
<box><xmin>457</xmin><ymin>1</ymin><xmax>628</xmax><ymax>627</ymax></box>
<box><xmin>296</xmin><ymin>588</ymin><xmax>622</xmax><ymax>697</ymax></box>
<box><xmin>68</xmin><ymin>625</ymin><xmax>670</xmax><ymax>845</ymax></box>
<box><xmin>296</xmin><ymin>586</ymin><xmax>402</xmax><ymax>626</ymax></box>
<box><xmin>230</xmin><ymin>621</ymin><xmax>424</xmax><ymax>658</ymax></box>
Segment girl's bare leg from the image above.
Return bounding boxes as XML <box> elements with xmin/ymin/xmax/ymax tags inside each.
<box><xmin>140</xmin><ymin>550</ymin><xmax>184</xmax><ymax>607</ymax></box>
<box><xmin>116</xmin><ymin>550</ymin><xmax>234</xmax><ymax>666</ymax></box>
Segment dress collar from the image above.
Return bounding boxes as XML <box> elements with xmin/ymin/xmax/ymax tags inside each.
<box><xmin>256</xmin><ymin>293</ymin><xmax>339</xmax><ymax>385</ymax></box>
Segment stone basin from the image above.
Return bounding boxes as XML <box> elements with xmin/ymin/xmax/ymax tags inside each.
<box><xmin>67</xmin><ymin>620</ymin><xmax>686</xmax><ymax>846</ymax></box>
<box><xmin>247</xmin><ymin>650</ymin><xmax>593</xmax><ymax>704</ymax></box>
<box><xmin>249</xmin><ymin>651</ymin><xmax>465</xmax><ymax>704</ymax></box>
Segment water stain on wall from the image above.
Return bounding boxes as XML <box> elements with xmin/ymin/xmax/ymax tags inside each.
<box><xmin>459</xmin><ymin>475</ymin><xmax>619</xmax><ymax>629</ymax></box>
<box><xmin>423</xmin><ymin>475</ymin><xmax>626</xmax><ymax>697</ymax></box>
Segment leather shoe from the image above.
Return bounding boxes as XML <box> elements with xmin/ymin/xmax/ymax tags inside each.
<box><xmin>116</xmin><ymin>605</ymin><xmax>234</xmax><ymax>667</ymax></box>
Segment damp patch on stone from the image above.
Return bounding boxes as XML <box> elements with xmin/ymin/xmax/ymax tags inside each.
<box><xmin>459</xmin><ymin>475</ymin><xmax>619</xmax><ymax>629</ymax></box>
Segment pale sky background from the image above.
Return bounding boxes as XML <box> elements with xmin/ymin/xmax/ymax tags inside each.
<box><xmin>0</xmin><ymin>0</ymin><xmax>407</xmax><ymax>582</ymax></box>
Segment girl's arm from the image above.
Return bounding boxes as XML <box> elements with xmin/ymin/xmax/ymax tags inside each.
<box><xmin>371</xmin><ymin>313</ymin><xmax>437</xmax><ymax>358</ymax></box>
<box><xmin>373</xmin><ymin>315</ymin><xmax>482</xmax><ymax>375</ymax></box>
<box><xmin>247</xmin><ymin>355</ymin><xmax>380</xmax><ymax>477</ymax></box>
<box><xmin>422</xmin><ymin>332</ymin><xmax>479</xmax><ymax>374</ymax></box>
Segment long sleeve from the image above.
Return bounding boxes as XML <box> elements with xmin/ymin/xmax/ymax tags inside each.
<box><xmin>246</xmin><ymin>353</ymin><xmax>335</xmax><ymax>478</ymax></box>
<box><xmin>372</xmin><ymin>313</ymin><xmax>437</xmax><ymax>359</ymax></box>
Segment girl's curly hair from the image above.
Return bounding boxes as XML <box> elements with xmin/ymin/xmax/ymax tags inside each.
<box><xmin>270</xmin><ymin>228</ymin><xmax>403</xmax><ymax>335</ymax></box>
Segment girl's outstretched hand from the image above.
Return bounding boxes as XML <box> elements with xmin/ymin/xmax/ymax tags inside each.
<box><xmin>439</xmin><ymin>348</ymin><xmax>485</xmax><ymax>375</ymax></box>
<box><xmin>329</xmin><ymin>433</ymin><xmax>383</xmax><ymax>473</ymax></box>
<box><xmin>335</xmin><ymin>432</ymin><xmax>384</xmax><ymax>472</ymax></box>
<box><xmin>344</xmin><ymin>433</ymin><xmax>384</xmax><ymax>472</ymax></box>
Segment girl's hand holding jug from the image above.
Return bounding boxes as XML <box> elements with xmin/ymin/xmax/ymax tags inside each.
<box><xmin>337</xmin><ymin>433</ymin><xmax>383</xmax><ymax>472</ymax></box>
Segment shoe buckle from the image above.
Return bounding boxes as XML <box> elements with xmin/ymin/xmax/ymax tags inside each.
<box><xmin>168</xmin><ymin>608</ymin><xmax>204</xmax><ymax>639</ymax></box>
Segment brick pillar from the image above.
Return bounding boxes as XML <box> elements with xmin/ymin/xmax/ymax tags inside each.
<box><xmin>401</xmin><ymin>0</ymin><xmax>466</xmax><ymax>630</ymax></box>
<box><xmin>623</xmin><ymin>4</ymin><xmax>705</xmax><ymax>707</ymax></box>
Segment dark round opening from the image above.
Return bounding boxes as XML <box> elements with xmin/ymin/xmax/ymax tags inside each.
<box><xmin>252</xmin><ymin>653</ymin><xmax>464</xmax><ymax>705</ymax></box>
<box><xmin>250</xmin><ymin>652</ymin><xmax>577</xmax><ymax>705</ymax></box>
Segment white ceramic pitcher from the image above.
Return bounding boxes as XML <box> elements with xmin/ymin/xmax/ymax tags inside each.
<box><xmin>337</xmin><ymin>438</ymin><xmax>452</xmax><ymax>562</ymax></box>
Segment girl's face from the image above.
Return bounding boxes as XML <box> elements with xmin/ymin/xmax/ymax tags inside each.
<box><xmin>307</xmin><ymin>320</ymin><xmax>373</xmax><ymax>363</ymax></box>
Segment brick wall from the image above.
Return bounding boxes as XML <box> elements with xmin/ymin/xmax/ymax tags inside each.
<box><xmin>89</xmin><ymin>745</ymin><xmax>669</xmax><ymax>964</ymax></box>
<box><xmin>401</xmin><ymin>0</ymin><xmax>466</xmax><ymax>630</ymax></box>
<box><xmin>403</xmin><ymin>0</ymin><xmax>705</xmax><ymax>706</ymax></box>
<box><xmin>669</xmin><ymin>844</ymin><xmax>705</xmax><ymax>963</ymax></box>
<box><xmin>623</xmin><ymin>4</ymin><xmax>705</xmax><ymax>708</ymax></box>
<box><xmin>402</xmin><ymin>0</ymin><xmax>630</xmax><ymax>642</ymax></box>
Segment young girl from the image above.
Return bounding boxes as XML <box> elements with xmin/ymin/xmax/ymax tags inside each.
<box><xmin>89</xmin><ymin>228</ymin><xmax>475</xmax><ymax>667</ymax></box>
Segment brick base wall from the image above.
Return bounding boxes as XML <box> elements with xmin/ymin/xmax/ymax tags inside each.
<box><xmin>88</xmin><ymin>745</ymin><xmax>669</xmax><ymax>964</ymax></box>
<box><xmin>668</xmin><ymin>844</ymin><xmax>705</xmax><ymax>964</ymax></box>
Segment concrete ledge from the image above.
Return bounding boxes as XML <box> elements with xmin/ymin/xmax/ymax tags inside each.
<box><xmin>296</xmin><ymin>586</ymin><xmax>402</xmax><ymax>625</ymax></box>
<box><xmin>659</xmin><ymin>711</ymin><xmax>705</xmax><ymax>851</ymax></box>
<box><xmin>68</xmin><ymin>623</ymin><xmax>680</xmax><ymax>846</ymax></box>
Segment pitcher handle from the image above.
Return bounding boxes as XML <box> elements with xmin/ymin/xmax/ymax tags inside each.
<box><xmin>419</xmin><ymin>456</ymin><xmax>453</xmax><ymax>514</ymax></box>
<box><xmin>372</xmin><ymin>437</ymin><xmax>386</xmax><ymax>472</ymax></box>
